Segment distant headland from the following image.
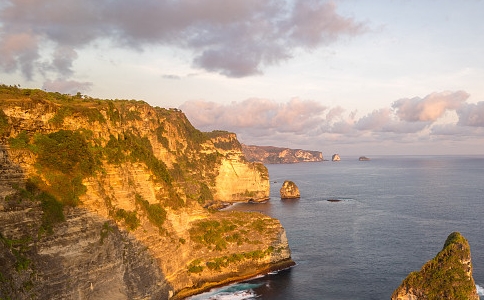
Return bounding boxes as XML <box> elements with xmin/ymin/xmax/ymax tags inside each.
<box><xmin>241</xmin><ymin>144</ymin><xmax>323</xmax><ymax>164</ymax></box>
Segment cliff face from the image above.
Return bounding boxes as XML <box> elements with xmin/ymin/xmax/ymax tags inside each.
<box><xmin>241</xmin><ymin>144</ymin><xmax>323</xmax><ymax>164</ymax></box>
<box><xmin>391</xmin><ymin>232</ymin><xmax>478</xmax><ymax>300</ymax></box>
<box><xmin>0</xmin><ymin>86</ymin><xmax>292</xmax><ymax>299</ymax></box>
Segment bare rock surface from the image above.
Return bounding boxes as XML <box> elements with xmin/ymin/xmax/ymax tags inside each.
<box><xmin>280</xmin><ymin>180</ymin><xmax>300</xmax><ymax>199</ymax></box>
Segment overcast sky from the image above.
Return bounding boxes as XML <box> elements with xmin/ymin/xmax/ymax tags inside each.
<box><xmin>1</xmin><ymin>0</ymin><xmax>483</xmax><ymax>156</ymax></box>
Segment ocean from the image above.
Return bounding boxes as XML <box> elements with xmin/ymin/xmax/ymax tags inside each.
<box><xmin>189</xmin><ymin>156</ymin><xmax>484</xmax><ymax>299</ymax></box>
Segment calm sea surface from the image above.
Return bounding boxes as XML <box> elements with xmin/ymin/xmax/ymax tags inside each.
<box><xmin>189</xmin><ymin>156</ymin><xmax>484</xmax><ymax>300</ymax></box>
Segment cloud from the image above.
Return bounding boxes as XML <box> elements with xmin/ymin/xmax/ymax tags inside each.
<box><xmin>0</xmin><ymin>32</ymin><xmax>39</xmax><ymax>79</ymax></box>
<box><xmin>392</xmin><ymin>91</ymin><xmax>469</xmax><ymax>122</ymax></box>
<box><xmin>457</xmin><ymin>102</ymin><xmax>484</xmax><ymax>127</ymax></box>
<box><xmin>180</xmin><ymin>97</ymin><xmax>328</xmax><ymax>138</ymax></box>
<box><xmin>42</xmin><ymin>79</ymin><xmax>93</xmax><ymax>95</ymax></box>
<box><xmin>284</xmin><ymin>0</ymin><xmax>364</xmax><ymax>48</ymax></box>
<box><xmin>181</xmin><ymin>91</ymin><xmax>480</xmax><ymax>151</ymax></box>
<box><xmin>0</xmin><ymin>0</ymin><xmax>365</xmax><ymax>80</ymax></box>
<box><xmin>162</xmin><ymin>74</ymin><xmax>181</xmax><ymax>80</ymax></box>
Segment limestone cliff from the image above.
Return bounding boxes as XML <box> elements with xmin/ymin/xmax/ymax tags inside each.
<box><xmin>0</xmin><ymin>86</ymin><xmax>293</xmax><ymax>300</ymax></box>
<box><xmin>279</xmin><ymin>181</ymin><xmax>300</xmax><ymax>199</ymax></box>
<box><xmin>241</xmin><ymin>144</ymin><xmax>323</xmax><ymax>164</ymax></box>
<box><xmin>391</xmin><ymin>232</ymin><xmax>479</xmax><ymax>300</ymax></box>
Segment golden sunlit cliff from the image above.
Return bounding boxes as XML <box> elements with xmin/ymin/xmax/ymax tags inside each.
<box><xmin>0</xmin><ymin>85</ymin><xmax>293</xmax><ymax>300</ymax></box>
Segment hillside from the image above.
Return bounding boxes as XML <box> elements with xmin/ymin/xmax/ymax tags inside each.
<box><xmin>391</xmin><ymin>232</ymin><xmax>478</xmax><ymax>300</ymax></box>
<box><xmin>241</xmin><ymin>144</ymin><xmax>323</xmax><ymax>164</ymax></box>
<box><xmin>0</xmin><ymin>85</ymin><xmax>294</xmax><ymax>299</ymax></box>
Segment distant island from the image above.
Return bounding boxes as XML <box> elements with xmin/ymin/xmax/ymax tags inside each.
<box><xmin>241</xmin><ymin>144</ymin><xmax>323</xmax><ymax>164</ymax></box>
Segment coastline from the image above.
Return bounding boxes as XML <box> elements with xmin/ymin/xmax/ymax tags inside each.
<box><xmin>173</xmin><ymin>258</ymin><xmax>296</xmax><ymax>299</ymax></box>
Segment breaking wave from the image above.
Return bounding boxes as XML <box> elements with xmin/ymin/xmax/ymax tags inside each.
<box><xmin>187</xmin><ymin>282</ymin><xmax>264</xmax><ymax>300</ymax></box>
<box><xmin>477</xmin><ymin>284</ymin><xmax>484</xmax><ymax>296</ymax></box>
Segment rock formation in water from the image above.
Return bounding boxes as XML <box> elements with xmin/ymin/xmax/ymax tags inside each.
<box><xmin>279</xmin><ymin>180</ymin><xmax>300</xmax><ymax>199</ymax></box>
<box><xmin>359</xmin><ymin>156</ymin><xmax>370</xmax><ymax>161</ymax></box>
<box><xmin>391</xmin><ymin>232</ymin><xmax>479</xmax><ymax>300</ymax></box>
<box><xmin>241</xmin><ymin>144</ymin><xmax>323</xmax><ymax>164</ymax></box>
<box><xmin>332</xmin><ymin>154</ymin><xmax>341</xmax><ymax>161</ymax></box>
<box><xmin>0</xmin><ymin>85</ymin><xmax>294</xmax><ymax>300</ymax></box>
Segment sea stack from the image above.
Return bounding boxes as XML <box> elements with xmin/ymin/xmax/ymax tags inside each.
<box><xmin>391</xmin><ymin>232</ymin><xmax>479</xmax><ymax>300</ymax></box>
<box><xmin>332</xmin><ymin>154</ymin><xmax>341</xmax><ymax>161</ymax></box>
<box><xmin>280</xmin><ymin>180</ymin><xmax>300</xmax><ymax>199</ymax></box>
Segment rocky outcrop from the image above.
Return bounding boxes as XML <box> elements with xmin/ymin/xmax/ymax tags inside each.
<box><xmin>280</xmin><ymin>180</ymin><xmax>300</xmax><ymax>199</ymax></box>
<box><xmin>241</xmin><ymin>144</ymin><xmax>323</xmax><ymax>164</ymax></box>
<box><xmin>331</xmin><ymin>154</ymin><xmax>341</xmax><ymax>161</ymax></box>
<box><xmin>391</xmin><ymin>232</ymin><xmax>479</xmax><ymax>300</ymax></box>
<box><xmin>0</xmin><ymin>86</ymin><xmax>293</xmax><ymax>299</ymax></box>
<box><xmin>359</xmin><ymin>156</ymin><xmax>370</xmax><ymax>161</ymax></box>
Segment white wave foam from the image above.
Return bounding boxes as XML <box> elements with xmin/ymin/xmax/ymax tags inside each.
<box><xmin>187</xmin><ymin>282</ymin><xmax>262</xmax><ymax>300</ymax></box>
<box><xmin>477</xmin><ymin>284</ymin><xmax>484</xmax><ymax>296</ymax></box>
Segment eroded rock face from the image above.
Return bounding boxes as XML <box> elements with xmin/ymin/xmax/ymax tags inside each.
<box><xmin>0</xmin><ymin>88</ymin><xmax>293</xmax><ymax>299</ymax></box>
<box><xmin>280</xmin><ymin>180</ymin><xmax>300</xmax><ymax>199</ymax></box>
<box><xmin>242</xmin><ymin>144</ymin><xmax>323</xmax><ymax>164</ymax></box>
<box><xmin>391</xmin><ymin>232</ymin><xmax>479</xmax><ymax>300</ymax></box>
<box><xmin>331</xmin><ymin>154</ymin><xmax>341</xmax><ymax>161</ymax></box>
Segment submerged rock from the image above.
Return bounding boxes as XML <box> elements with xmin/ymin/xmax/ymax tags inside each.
<box><xmin>391</xmin><ymin>232</ymin><xmax>479</xmax><ymax>300</ymax></box>
<box><xmin>280</xmin><ymin>180</ymin><xmax>300</xmax><ymax>199</ymax></box>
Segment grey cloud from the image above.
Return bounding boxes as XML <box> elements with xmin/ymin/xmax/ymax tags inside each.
<box><xmin>284</xmin><ymin>0</ymin><xmax>364</xmax><ymax>48</ymax></box>
<box><xmin>355</xmin><ymin>108</ymin><xmax>392</xmax><ymax>131</ymax></box>
<box><xmin>162</xmin><ymin>74</ymin><xmax>181</xmax><ymax>80</ymax></box>
<box><xmin>0</xmin><ymin>0</ymin><xmax>365</xmax><ymax>80</ymax></box>
<box><xmin>392</xmin><ymin>91</ymin><xmax>469</xmax><ymax>122</ymax></box>
<box><xmin>51</xmin><ymin>46</ymin><xmax>78</xmax><ymax>76</ymax></box>
<box><xmin>457</xmin><ymin>102</ymin><xmax>484</xmax><ymax>127</ymax></box>
<box><xmin>42</xmin><ymin>79</ymin><xmax>93</xmax><ymax>95</ymax></box>
<box><xmin>0</xmin><ymin>32</ymin><xmax>39</xmax><ymax>79</ymax></box>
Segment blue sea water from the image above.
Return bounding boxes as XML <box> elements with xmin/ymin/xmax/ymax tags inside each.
<box><xmin>189</xmin><ymin>156</ymin><xmax>484</xmax><ymax>299</ymax></box>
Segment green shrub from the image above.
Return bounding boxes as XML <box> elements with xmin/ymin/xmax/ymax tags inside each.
<box><xmin>114</xmin><ymin>208</ymin><xmax>139</xmax><ymax>231</ymax></box>
<box><xmin>0</xmin><ymin>109</ymin><xmax>8</xmax><ymax>135</ymax></box>
<box><xmin>0</xmin><ymin>234</ymin><xmax>32</xmax><ymax>272</ymax></box>
<box><xmin>135</xmin><ymin>194</ymin><xmax>167</xmax><ymax>230</ymax></box>
<box><xmin>198</xmin><ymin>183</ymin><xmax>213</xmax><ymax>204</ymax></box>
<box><xmin>8</xmin><ymin>131</ymin><xmax>30</xmax><ymax>149</ymax></box>
<box><xmin>155</xmin><ymin>126</ymin><xmax>169</xmax><ymax>149</ymax></box>
<box><xmin>50</xmin><ymin>105</ymin><xmax>106</xmax><ymax>126</ymax></box>
<box><xmin>31</xmin><ymin>130</ymin><xmax>97</xmax><ymax>206</ymax></box>
<box><xmin>38</xmin><ymin>192</ymin><xmax>65</xmax><ymax>234</ymax></box>
<box><xmin>187</xmin><ymin>259</ymin><xmax>204</xmax><ymax>273</ymax></box>
<box><xmin>100</xmin><ymin>221</ymin><xmax>113</xmax><ymax>244</ymax></box>
<box><xmin>106</xmin><ymin>101</ymin><xmax>120</xmax><ymax>123</ymax></box>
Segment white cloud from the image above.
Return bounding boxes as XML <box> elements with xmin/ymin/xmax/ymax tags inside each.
<box><xmin>392</xmin><ymin>91</ymin><xmax>469</xmax><ymax>122</ymax></box>
<box><xmin>181</xmin><ymin>91</ymin><xmax>482</xmax><ymax>153</ymax></box>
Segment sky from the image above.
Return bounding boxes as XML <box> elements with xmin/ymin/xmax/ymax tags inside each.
<box><xmin>1</xmin><ymin>0</ymin><xmax>484</xmax><ymax>156</ymax></box>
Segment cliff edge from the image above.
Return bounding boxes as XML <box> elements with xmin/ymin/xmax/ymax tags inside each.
<box><xmin>0</xmin><ymin>86</ymin><xmax>293</xmax><ymax>300</ymax></box>
<box><xmin>391</xmin><ymin>232</ymin><xmax>478</xmax><ymax>300</ymax></box>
